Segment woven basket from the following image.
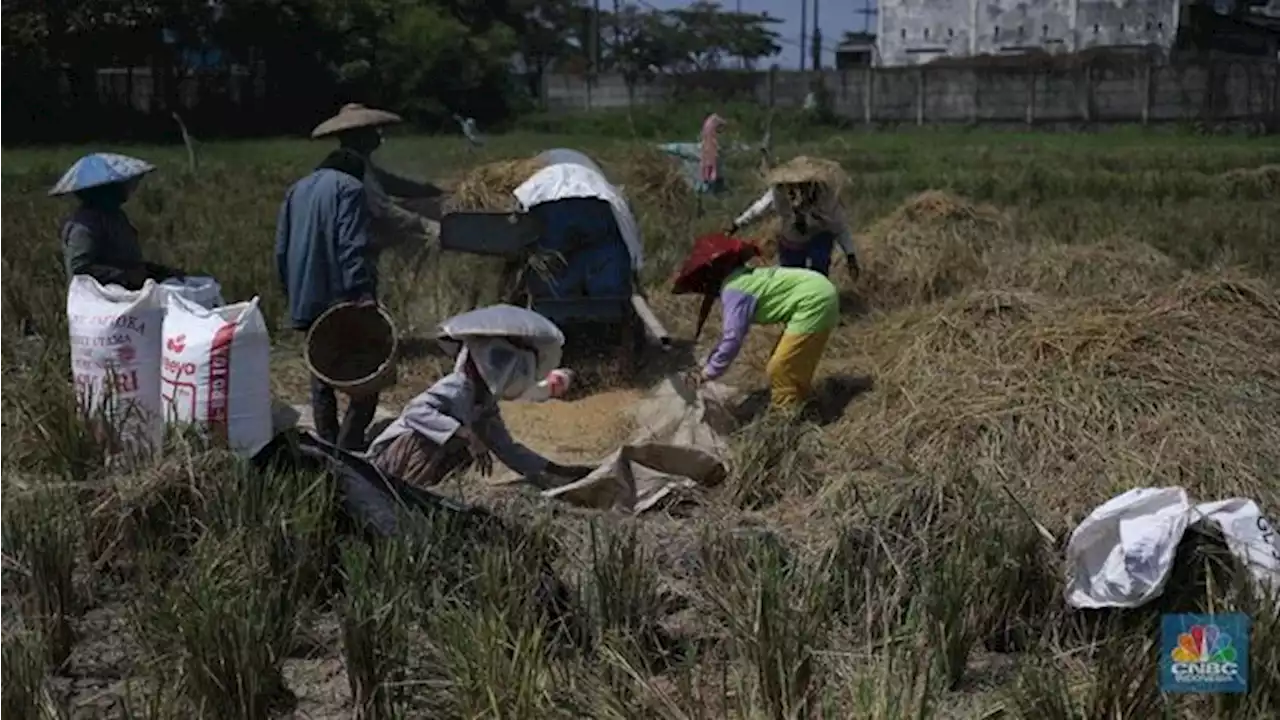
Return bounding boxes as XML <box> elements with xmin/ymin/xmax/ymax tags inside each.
<box><xmin>305</xmin><ymin>302</ymin><xmax>399</xmax><ymax>398</ymax></box>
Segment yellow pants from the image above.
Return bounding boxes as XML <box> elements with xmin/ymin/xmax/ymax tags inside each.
<box><xmin>765</xmin><ymin>330</ymin><xmax>831</xmax><ymax>408</ymax></box>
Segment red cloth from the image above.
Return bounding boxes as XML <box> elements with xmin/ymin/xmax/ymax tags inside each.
<box><xmin>672</xmin><ymin>233</ymin><xmax>760</xmax><ymax>295</ymax></box>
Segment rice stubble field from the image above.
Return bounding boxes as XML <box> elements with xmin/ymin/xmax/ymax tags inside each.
<box><xmin>3</xmin><ymin>125</ymin><xmax>1280</xmax><ymax>719</ymax></box>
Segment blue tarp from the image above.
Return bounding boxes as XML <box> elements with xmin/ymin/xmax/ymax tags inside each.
<box><xmin>524</xmin><ymin>197</ymin><xmax>632</xmax><ymax>301</ymax></box>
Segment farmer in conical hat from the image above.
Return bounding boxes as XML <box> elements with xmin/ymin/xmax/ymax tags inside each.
<box><xmin>725</xmin><ymin>155</ymin><xmax>860</xmax><ymax>281</ymax></box>
<box><xmin>366</xmin><ymin>305</ymin><xmax>595</xmax><ymax>489</ymax></box>
<box><xmin>674</xmin><ymin>233</ymin><xmax>840</xmax><ymax>410</ymax></box>
<box><xmin>311</xmin><ymin>103</ymin><xmax>444</xmax><ymax>253</ymax></box>
<box><xmin>277</xmin><ymin>110</ymin><xmax>389</xmax><ymax>448</ymax></box>
<box><xmin>51</xmin><ymin>153</ymin><xmax>185</xmax><ymax>290</ymax></box>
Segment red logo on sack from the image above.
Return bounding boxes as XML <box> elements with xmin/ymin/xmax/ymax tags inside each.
<box><xmin>166</xmin><ymin>335</ymin><xmax>186</xmax><ymax>354</ymax></box>
<box><xmin>116</xmin><ymin>345</ymin><xmax>136</xmax><ymax>364</ymax></box>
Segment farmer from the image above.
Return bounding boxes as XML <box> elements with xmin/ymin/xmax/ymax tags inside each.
<box><xmin>725</xmin><ymin>156</ymin><xmax>860</xmax><ymax>281</ymax></box>
<box><xmin>275</xmin><ymin>137</ymin><xmax>381</xmax><ymax>450</ymax></box>
<box><xmin>311</xmin><ymin>103</ymin><xmax>444</xmax><ymax>254</ymax></box>
<box><xmin>697</xmin><ymin>113</ymin><xmax>727</xmax><ymax>194</ymax></box>
<box><xmin>366</xmin><ymin>315</ymin><xmax>595</xmax><ymax>489</ymax></box>
<box><xmin>52</xmin><ymin>153</ymin><xmax>185</xmax><ymax>289</ymax></box>
<box><xmin>674</xmin><ymin>233</ymin><xmax>839</xmax><ymax>410</ymax></box>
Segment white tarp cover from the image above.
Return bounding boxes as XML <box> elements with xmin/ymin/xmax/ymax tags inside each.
<box><xmin>513</xmin><ymin>149</ymin><xmax>644</xmax><ymax>270</ymax></box>
<box><xmin>494</xmin><ymin>376</ymin><xmax>740</xmax><ymax>513</ymax></box>
<box><xmin>535</xmin><ymin>148</ymin><xmax>605</xmax><ymax>175</ymax></box>
<box><xmin>1065</xmin><ymin>486</ymin><xmax>1280</xmax><ymax>610</ymax></box>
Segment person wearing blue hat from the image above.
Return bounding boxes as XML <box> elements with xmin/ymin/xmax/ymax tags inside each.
<box><xmin>51</xmin><ymin>152</ymin><xmax>185</xmax><ymax>290</ymax></box>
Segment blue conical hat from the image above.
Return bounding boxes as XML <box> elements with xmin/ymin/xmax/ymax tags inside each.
<box><xmin>48</xmin><ymin>153</ymin><xmax>156</xmax><ymax>197</ymax></box>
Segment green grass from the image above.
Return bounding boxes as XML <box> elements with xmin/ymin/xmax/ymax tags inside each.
<box><xmin>3</xmin><ymin>120</ymin><xmax>1280</xmax><ymax>718</ymax></box>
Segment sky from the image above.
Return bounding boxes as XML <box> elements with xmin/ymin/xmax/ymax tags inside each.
<box><xmin>636</xmin><ymin>0</ymin><xmax>879</xmax><ymax>70</ymax></box>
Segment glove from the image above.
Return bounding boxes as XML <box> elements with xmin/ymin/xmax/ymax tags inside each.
<box><xmin>845</xmin><ymin>253</ymin><xmax>861</xmax><ymax>283</ymax></box>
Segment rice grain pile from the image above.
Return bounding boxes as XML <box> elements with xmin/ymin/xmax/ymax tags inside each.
<box><xmin>824</xmin><ymin>272</ymin><xmax>1280</xmax><ymax>517</ymax></box>
<box><xmin>444</xmin><ymin>157</ymin><xmax>544</xmax><ymax>212</ymax></box>
<box><xmin>500</xmin><ymin>388</ymin><xmax>643</xmax><ymax>460</ymax></box>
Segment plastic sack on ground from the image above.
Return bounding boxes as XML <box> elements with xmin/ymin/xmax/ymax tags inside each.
<box><xmin>161</xmin><ymin>293</ymin><xmax>273</xmax><ymax>457</ymax></box>
<box><xmin>437</xmin><ymin>304</ymin><xmax>566</xmax><ymax>401</ymax></box>
<box><xmin>159</xmin><ymin>275</ymin><xmax>224</xmax><ymax>310</ymax></box>
<box><xmin>67</xmin><ymin>276</ymin><xmax>166</xmax><ymax>457</ymax></box>
<box><xmin>1065</xmin><ymin>486</ymin><xmax>1280</xmax><ymax>609</ymax></box>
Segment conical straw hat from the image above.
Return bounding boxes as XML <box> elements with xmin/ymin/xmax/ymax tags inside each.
<box><xmin>311</xmin><ymin>103</ymin><xmax>403</xmax><ymax>139</ymax></box>
<box><xmin>765</xmin><ymin>155</ymin><xmax>848</xmax><ymax>189</ymax></box>
<box><xmin>48</xmin><ymin>153</ymin><xmax>155</xmax><ymax>196</ymax></box>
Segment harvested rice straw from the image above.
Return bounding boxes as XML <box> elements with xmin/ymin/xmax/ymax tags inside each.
<box><xmin>445</xmin><ymin>157</ymin><xmax>544</xmax><ymax>212</ymax></box>
<box><xmin>609</xmin><ymin>146</ymin><xmax>694</xmax><ymax>218</ymax></box>
<box><xmin>855</xmin><ymin>190</ymin><xmax>1012</xmax><ymax>309</ymax></box>
<box><xmin>832</xmin><ymin>272</ymin><xmax>1280</xmax><ymax>517</ymax></box>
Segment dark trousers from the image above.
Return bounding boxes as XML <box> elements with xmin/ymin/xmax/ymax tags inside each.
<box><xmin>310</xmin><ymin>373</ymin><xmax>379</xmax><ymax>451</ymax></box>
<box><xmin>777</xmin><ymin>231</ymin><xmax>836</xmax><ymax>276</ymax></box>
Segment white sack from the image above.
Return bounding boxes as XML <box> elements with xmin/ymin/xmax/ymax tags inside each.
<box><xmin>159</xmin><ymin>275</ymin><xmax>224</xmax><ymax>310</ymax></box>
<box><xmin>513</xmin><ymin>162</ymin><xmax>645</xmax><ymax>270</ymax></box>
<box><xmin>161</xmin><ymin>293</ymin><xmax>273</xmax><ymax>457</ymax></box>
<box><xmin>1065</xmin><ymin>486</ymin><xmax>1280</xmax><ymax>610</ymax></box>
<box><xmin>67</xmin><ymin>275</ymin><xmax>165</xmax><ymax>456</ymax></box>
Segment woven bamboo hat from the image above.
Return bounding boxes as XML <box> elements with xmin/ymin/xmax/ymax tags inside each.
<box><xmin>765</xmin><ymin>155</ymin><xmax>848</xmax><ymax>189</ymax></box>
<box><xmin>311</xmin><ymin>103</ymin><xmax>403</xmax><ymax>139</ymax></box>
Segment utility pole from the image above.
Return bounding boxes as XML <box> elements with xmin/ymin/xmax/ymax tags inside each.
<box><xmin>612</xmin><ymin>0</ymin><xmax>621</xmax><ymax>72</ymax></box>
<box><xmin>591</xmin><ymin>0</ymin><xmax>600</xmax><ymax>78</ymax></box>
<box><xmin>799</xmin><ymin>0</ymin><xmax>807</xmax><ymax>72</ymax></box>
<box><xmin>736</xmin><ymin>0</ymin><xmax>744</xmax><ymax>69</ymax></box>
<box><xmin>811</xmin><ymin>0</ymin><xmax>821</xmax><ymax>71</ymax></box>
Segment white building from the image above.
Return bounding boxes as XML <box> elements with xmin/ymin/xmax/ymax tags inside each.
<box><xmin>876</xmin><ymin>0</ymin><xmax>1181</xmax><ymax>66</ymax></box>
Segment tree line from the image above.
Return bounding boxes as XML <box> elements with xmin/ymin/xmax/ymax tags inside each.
<box><xmin>1</xmin><ymin>0</ymin><xmax>784</xmax><ymax>144</ymax></box>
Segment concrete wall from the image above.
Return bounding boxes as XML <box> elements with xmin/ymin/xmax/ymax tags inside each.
<box><xmin>877</xmin><ymin>0</ymin><xmax>1179</xmax><ymax>67</ymax></box>
<box><xmin>541</xmin><ymin>57</ymin><xmax>1280</xmax><ymax>125</ymax></box>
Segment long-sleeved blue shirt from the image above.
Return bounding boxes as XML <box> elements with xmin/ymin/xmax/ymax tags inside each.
<box><xmin>275</xmin><ymin>168</ymin><xmax>376</xmax><ymax>330</ymax></box>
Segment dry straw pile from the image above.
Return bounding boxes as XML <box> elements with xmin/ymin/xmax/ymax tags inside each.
<box><xmin>444</xmin><ymin>157</ymin><xmax>544</xmax><ymax>212</ymax></box>
<box><xmin>605</xmin><ymin>146</ymin><xmax>694</xmax><ymax>218</ymax></box>
<box><xmin>829</xmin><ymin>274</ymin><xmax>1280</xmax><ymax>516</ymax></box>
<box><xmin>855</xmin><ymin>190</ymin><xmax>1011</xmax><ymax>308</ymax></box>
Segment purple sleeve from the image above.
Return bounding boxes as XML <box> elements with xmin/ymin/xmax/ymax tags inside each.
<box><xmin>703</xmin><ymin>289</ymin><xmax>757</xmax><ymax>379</ymax></box>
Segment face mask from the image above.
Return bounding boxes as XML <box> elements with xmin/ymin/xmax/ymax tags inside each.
<box><xmin>460</xmin><ymin>338</ymin><xmax>540</xmax><ymax>401</ymax></box>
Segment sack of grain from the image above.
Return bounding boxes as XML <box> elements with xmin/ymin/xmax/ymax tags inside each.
<box><xmin>161</xmin><ymin>293</ymin><xmax>273</xmax><ymax>457</ymax></box>
<box><xmin>67</xmin><ymin>275</ymin><xmax>165</xmax><ymax>457</ymax></box>
<box><xmin>158</xmin><ymin>275</ymin><xmax>225</xmax><ymax>310</ymax></box>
